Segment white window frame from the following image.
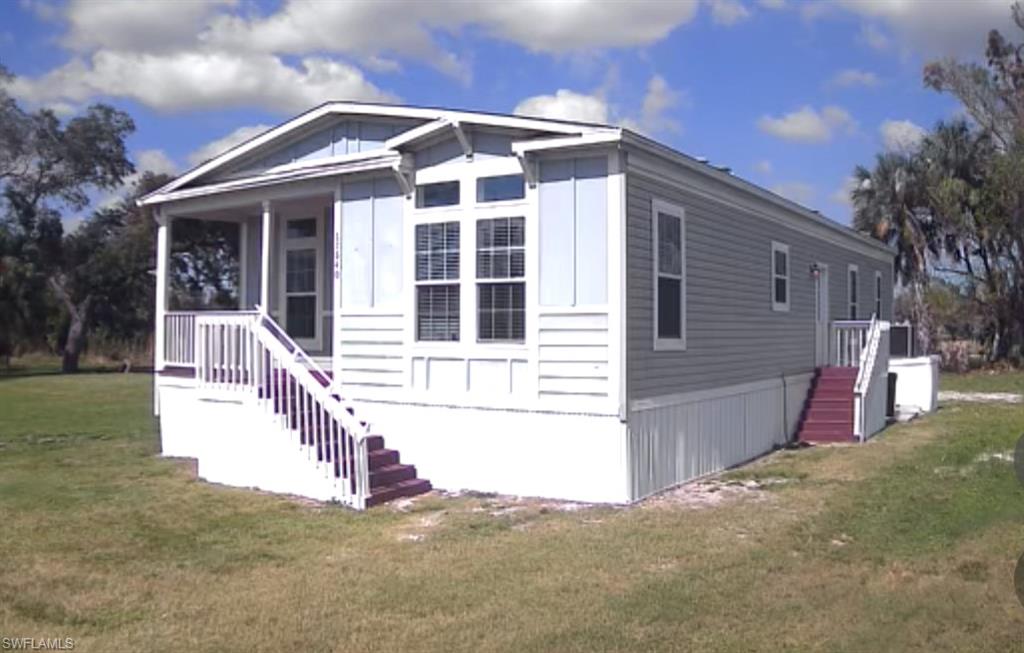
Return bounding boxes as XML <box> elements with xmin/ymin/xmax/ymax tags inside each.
<box><xmin>413</xmin><ymin>219</ymin><xmax>462</xmax><ymax>342</ymax></box>
<box><xmin>770</xmin><ymin>241</ymin><xmax>790</xmax><ymax>313</ymax></box>
<box><xmin>847</xmin><ymin>263</ymin><xmax>859</xmax><ymax>320</ymax></box>
<box><xmin>874</xmin><ymin>270</ymin><xmax>883</xmax><ymax>318</ymax></box>
<box><xmin>652</xmin><ymin>198</ymin><xmax>686</xmax><ymax>351</ymax></box>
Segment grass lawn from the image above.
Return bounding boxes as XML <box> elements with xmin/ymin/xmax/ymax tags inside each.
<box><xmin>942</xmin><ymin>368</ymin><xmax>1024</xmax><ymax>395</ymax></box>
<box><xmin>2</xmin><ymin>373</ymin><xmax>1024</xmax><ymax>652</ymax></box>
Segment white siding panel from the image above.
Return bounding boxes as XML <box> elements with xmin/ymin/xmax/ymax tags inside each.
<box><xmin>539</xmin><ymin>160</ymin><xmax>575</xmax><ymax>306</ymax></box>
<box><xmin>372</xmin><ymin>179</ymin><xmax>403</xmax><ymax>306</ymax></box>
<box><xmin>337</xmin><ymin>313</ymin><xmax>404</xmax><ymax>389</ymax></box>
<box><xmin>575</xmin><ymin>157</ymin><xmax>608</xmax><ymax>304</ymax></box>
<box><xmin>341</xmin><ymin>182</ymin><xmax>373</xmax><ymax>307</ymax></box>
<box><xmin>537</xmin><ymin>311</ymin><xmax>610</xmax><ymax>399</ymax></box>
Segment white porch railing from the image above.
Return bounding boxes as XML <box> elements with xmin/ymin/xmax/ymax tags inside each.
<box><xmin>164</xmin><ymin>312</ymin><xmax>197</xmax><ymax>365</ymax></box>
<box><xmin>851</xmin><ymin>315</ymin><xmax>890</xmax><ymax>441</ymax></box>
<box><xmin>832</xmin><ymin>320</ymin><xmax>872</xmax><ymax>367</ymax></box>
<box><xmin>191</xmin><ymin>309</ymin><xmax>371</xmax><ymax>509</ymax></box>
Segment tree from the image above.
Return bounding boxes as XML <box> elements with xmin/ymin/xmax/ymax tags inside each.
<box><xmin>850</xmin><ymin>152</ymin><xmax>938</xmax><ymax>351</ymax></box>
<box><xmin>0</xmin><ymin>67</ymin><xmax>136</xmax><ymax>371</ymax></box>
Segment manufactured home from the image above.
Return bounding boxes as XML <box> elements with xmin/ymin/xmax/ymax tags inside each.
<box><xmin>142</xmin><ymin>102</ymin><xmax>894</xmax><ymax>509</ymax></box>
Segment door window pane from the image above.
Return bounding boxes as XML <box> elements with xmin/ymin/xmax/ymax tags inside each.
<box><xmin>286</xmin><ymin>249</ymin><xmax>316</xmax><ymax>293</ymax></box>
<box><xmin>286</xmin><ymin>296</ymin><xmax>316</xmax><ymax>339</ymax></box>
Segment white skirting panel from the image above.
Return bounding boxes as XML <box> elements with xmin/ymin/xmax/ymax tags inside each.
<box><xmin>156</xmin><ymin>379</ymin><xmax>339</xmax><ymax>501</ymax></box>
<box><xmin>353</xmin><ymin>401</ymin><xmax>630</xmax><ymax>504</ymax></box>
<box><xmin>627</xmin><ymin>374</ymin><xmax>813</xmax><ymax>501</ymax></box>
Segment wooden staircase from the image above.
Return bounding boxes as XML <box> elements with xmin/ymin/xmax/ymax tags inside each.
<box><xmin>797</xmin><ymin>367</ymin><xmax>858</xmax><ymax>443</ymax></box>
<box><xmin>266</xmin><ymin>367</ymin><xmax>432</xmax><ymax>508</ymax></box>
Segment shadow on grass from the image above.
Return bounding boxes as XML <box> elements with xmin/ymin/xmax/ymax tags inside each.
<box><xmin>0</xmin><ymin>366</ymin><xmax>154</xmax><ymax>383</ymax></box>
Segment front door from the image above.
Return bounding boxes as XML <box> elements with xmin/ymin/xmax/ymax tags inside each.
<box><xmin>280</xmin><ymin>216</ymin><xmax>322</xmax><ymax>350</ymax></box>
<box><xmin>815</xmin><ymin>263</ymin><xmax>830</xmax><ymax>367</ymax></box>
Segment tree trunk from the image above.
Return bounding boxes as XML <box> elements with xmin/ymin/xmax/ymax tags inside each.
<box><xmin>48</xmin><ymin>276</ymin><xmax>92</xmax><ymax>374</ymax></box>
<box><xmin>61</xmin><ymin>309</ymin><xmax>87</xmax><ymax>372</ymax></box>
<box><xmin>911</xmin><ymin>279</ymin><xmax>933</xmax><ymax>355</ymax></box>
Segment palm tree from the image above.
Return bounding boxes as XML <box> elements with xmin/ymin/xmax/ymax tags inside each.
<box><xmin>850</xmin><ymin>151</ymin><xmax>938</xmax><ymax>352</ymax></box>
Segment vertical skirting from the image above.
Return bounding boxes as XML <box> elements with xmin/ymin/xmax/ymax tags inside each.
<box><xmin>627</xmin><ymin>374</ymin><xmax>812</xmax><ymax>501</ymax></box>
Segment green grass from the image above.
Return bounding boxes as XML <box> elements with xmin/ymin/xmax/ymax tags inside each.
<box><xmin>942</xmin><ymin>369</ymin><xmax>1024</xmax><ymax>394</ymax></box>
<box><xmin>2</xmin><ymin>374</ymin><xmax>1024</xmax><ymax>652</ymax></box>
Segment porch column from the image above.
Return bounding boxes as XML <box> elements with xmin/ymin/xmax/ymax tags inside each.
<box><xmin>153</xmin><ymin>210</ymin><xmax>171</xmax><ymax>415</ymax></box>
<box><xmin>332</xmin><ymin>182</ymin><xmax>343</xmax><ymax>391</ymax></box>
<box><xmin>260</xmin><ymin>200</ymin><xmax>272</xmax><ymax>311</ymax></box>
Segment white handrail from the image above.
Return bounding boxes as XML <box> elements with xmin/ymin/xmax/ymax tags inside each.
<box><xmin>852</xmin><ymin>315</ymin><xmax>887</xmax><ymax>441</ymax></box>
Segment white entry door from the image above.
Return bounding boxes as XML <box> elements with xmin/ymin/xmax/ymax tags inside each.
<box><xmin>815</xmin><ymin>263</ymin><xmax>830</xmax><ymax>367</ymax></box>
<box><xmin>279</xmin><ymin>216</ymin><xmax>322</xmax><ymax>350</ymax></box>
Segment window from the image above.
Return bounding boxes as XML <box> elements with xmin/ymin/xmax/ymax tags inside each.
<box><xmin>286</xmin><ymin>218</ymin><xmax>317</xmax><ymax>239</ymax></box>
<box><xmin>848</xmin><ymin>264</ymin><xmax>859</xmax><ymax>320</ymax></box>
<box><xmin>415</xmin><ymin>222</ymin><xmax>460</xmax><ymax>341</ymax></box>
<box><xmin>875</xmin><ymin>271</ymin><xmax>883</xmax><ymax>318</ymax></box>
<box><xmin>477</xmin><ymin>174</ymin><xmax>525</xmax><ymax>203</ymax></box>
<box><xmin>653</xmin><ymin>199</ymin><xmax>685</xmax><ymax>349</ymax></box>
<box><xmin>416</xmin><ymin>181</ymin><xmax>460</xmax><ymax>208</ymax></box>
<box><xmin>477</xmin><ymin>217</ymin><xmax>525</xmax><ymax>342</ymax></box>
<box><xmin>771</xmin><ymin>241</ymin><xmax>790</xmax><ymax>312</ymax></box>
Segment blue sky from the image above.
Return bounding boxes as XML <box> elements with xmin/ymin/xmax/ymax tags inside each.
<box><xmin>1</xmin><ymin>0</ymin><xmax>1017</xmax><ymax>224</ymax></box>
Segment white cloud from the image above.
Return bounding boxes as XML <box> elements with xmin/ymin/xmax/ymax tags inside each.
<box><xmin>828</xmin><ymin>68</ymin><xmax>880</xmax><ymax>88</ymax></box>
<box><xmin>830</xmin><ymin>175</ymin><xmax>859</xmax><ymax>207</ymax></box>
<box><xmin>858</xmin><ymin>23</ymin><xmax>891</xmax><ymax>51</ymax></box>
<box><xmin>10</xmin><ymin>51</ymin><xmax>396</xmax><ymax>114</ymax></box>
<box><xmin>832</xmin><ymin>0</ymin><xmax>1015</xmax><ymax>57</ymax></box>
<box><xmin>513</xmin><ymin>89</ymin><xmax>611</xmax><ymax>124</ymax></box>
<box><xmin>135</xmin><ymin>149</ymin><xmax>180</xmax><ymax>175</ymax></box>
<box><xmin>880</xmin><ymin>119</ymin><xmax>926</xmax><ymax>152</ymax></box>
<box><xmin>706</xmin><ymin>0</ymin><xmax>751</xmax><ymax>26</ymax></box>
<box><xmin>771</xmin><ymin>181</ymin><xmax>815</xmax><ymax>206</ymax></box>
<box><xmin>514</xmin><ymin>74</ymin><xmax>682</xmax><ymax>134</ymax></box>
<box><xmin>188</xmin><ymin>124</ymin><xmax>273</xmax><ymax>167</ymax></box>
<box><xmin>757</xmin><ymin>105</ymin><xmax>856</xmax><ymax>143</ymax></box>
<box><xmin>62</xmin><ymin>0</ymin><xmax>235</xmax><ymax>53</ymax></box>
<box><xmin>755</xmin><ymin>160</ymin><xmax>773</xmax><ymax>175</ymax></box>
<box><xmin>13</xmin><ymin>0</ymin><xmax>704</xmax><ymax>114</ymax></box>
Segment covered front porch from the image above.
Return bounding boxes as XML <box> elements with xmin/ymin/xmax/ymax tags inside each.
<box><xmin>155</xmin><ymin>184</ymin><xmax>345</xmax><ymax>375</ymax></box>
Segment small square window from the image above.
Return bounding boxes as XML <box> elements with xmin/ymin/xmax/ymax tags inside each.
<box><xmin>477</xmin><ymin>174</ymin><xmax>525</xmax><ymax>203</ymax></box>
<box><xmin>416</xmin><ymin>181</ymin><xmax>460</xmax><ymax>208</ymax></box>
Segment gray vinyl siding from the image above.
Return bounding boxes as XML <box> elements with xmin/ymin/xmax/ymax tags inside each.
<box><xmin>626</xmin><ymin>170</ymin><xmax>893</xmax><ymax>400</ymax></box>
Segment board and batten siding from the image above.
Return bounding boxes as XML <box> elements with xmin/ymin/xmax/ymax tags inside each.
<box><xmin>624</xmin><ymin>161</ymin><xmax>893</xmax><ymax>500</ymax></box>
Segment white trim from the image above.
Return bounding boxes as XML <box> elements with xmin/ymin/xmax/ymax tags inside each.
<box><xmin>332</xmin><ymin>182</ymin><xmax>343</xmax><ymax>392</ymax></box>
<box><xmin>651</xmin><ymin>198</ymin><xmax>686</xmax><ymax>351</ymax></box>
<box><xmin>260</xmin><ymin>201</ymin><xmax>272</xmax><ymax>309</ymax></box>
<box><xmin>815</xmin><ymin>262</ymin><xmax>831</xmax><ymax>367</ymax></box>
<box><xmin>384</xmin><ymin>118</ymin><xmax>451</xmax><ymax>150</ymax></box>
<box><xmin>277</xmin><ymin>213</ymin><xmax>324</xmax><ymax>351</ymax></box>
<box><xmin>626</xmin><ymin>150</ymin><xmax>894</xmax><ymax>263</ymax></box>
<box><xmin>770</xmin><ymin>240</ymin><xmax>790</xmax><ymax>313</ymax></box>
<box><xmin>848</xmin><ymin>263</ymin><xmax>860</xmax><ymax>321</ymax></box>
<box><xmin>140</xmin><ymin>102</ymin><xmax>609</xmax><ymax>204</ymax></box>
<box><xmin>511</xmin><ymin>132</ymin><xmax>622</xmax><ymax>156</ymax></box>
<box><xmin>609</xmin><ymin>150</ymin><xmax>628</xmax><ymax>421</ymax></box>
<box><xmin>141</xmin><ymin>150</ymin><xmax>401</xmax><ymax>206</ymax></box>
<box><xmin>629</xmin><ymin>372</ymin><xmax>816</xmax><ymax>412</ymax></box>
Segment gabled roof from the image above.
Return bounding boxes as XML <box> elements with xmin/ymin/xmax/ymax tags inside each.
<box><xmin>139</xmin><ymin>101</ymin><xmax>617</xmax><ymax>205</ymax></box>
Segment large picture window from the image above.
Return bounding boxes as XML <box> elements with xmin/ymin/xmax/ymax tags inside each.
<box><xmin>652</xmin><ymin>199</ymin><xmax>686</xmax><ymax>350</ymax></box>
<box><xmin>476</xmin><ymin>217</ymin><xmax>525</xmax><ymax>342</ymax></box>
<box><xmin>415</xmin><ymin>222</ymin><xmax>460</xmax><ymax>341</ymax></box>
<box><xmin>771</xmin><ymin>241</ymin><xmax>790</xmax><ymax>312</ymax></box>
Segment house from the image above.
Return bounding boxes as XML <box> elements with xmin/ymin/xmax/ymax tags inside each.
<box><xmin>141</xmin><ymin>102</ymin><xmax>895</xmax><ymax>509</ymax></box>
